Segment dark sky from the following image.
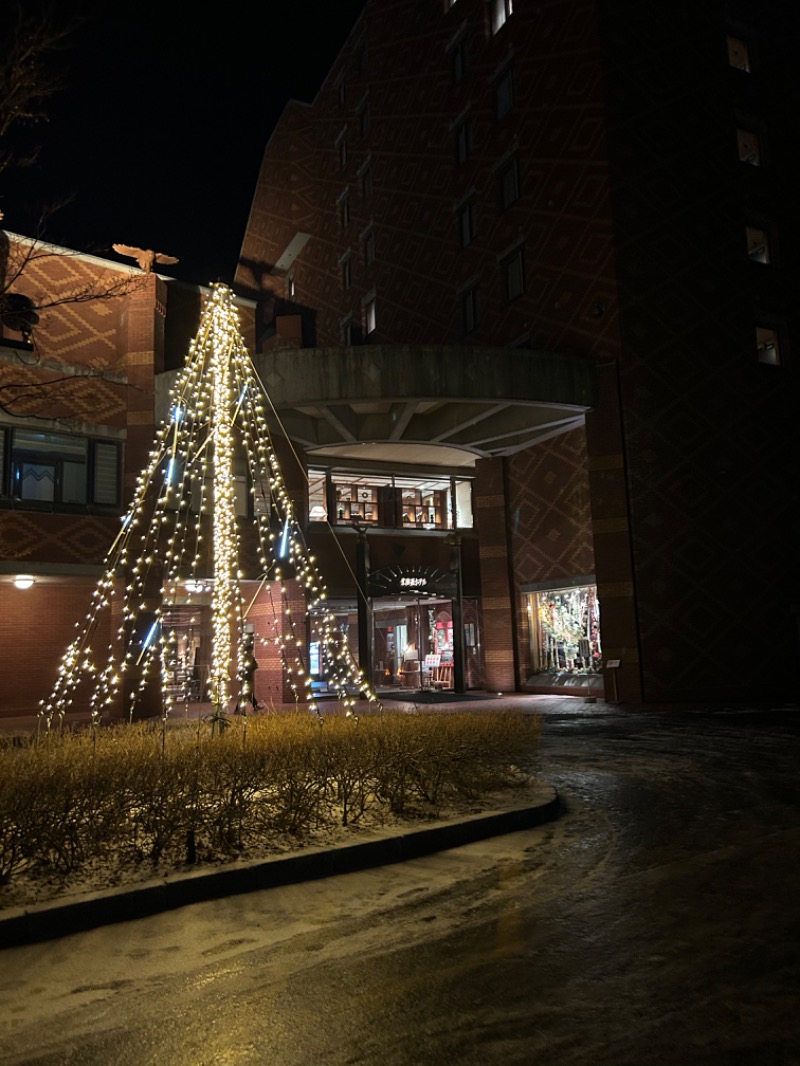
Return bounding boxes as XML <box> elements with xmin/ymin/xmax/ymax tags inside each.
<box><xmin>3</xmin><ymin>1</ymin><xmax>366</xmax><ymax>286</ymax></box>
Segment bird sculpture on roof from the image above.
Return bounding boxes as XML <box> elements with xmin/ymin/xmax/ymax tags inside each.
<box><xmin>112</xmin><ymin>244</ymin><xmax>179</xmax><ymax>273</ymax></box>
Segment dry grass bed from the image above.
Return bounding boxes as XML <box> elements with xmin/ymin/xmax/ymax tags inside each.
<box><xmin>0</xmin><ymin>709</ymin><xmax>542</xmax><ymax>910</ymax></box>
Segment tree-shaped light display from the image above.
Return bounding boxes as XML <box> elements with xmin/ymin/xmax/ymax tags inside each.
<box><xmin>40</xmin><ymin>283</ymin><xmax>379</xmax><ymax>728</ymax></box>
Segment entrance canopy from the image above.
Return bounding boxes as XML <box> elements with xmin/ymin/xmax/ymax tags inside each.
<box><xmin>250</xmin><ymin>344</ymin><xmax>597</xmax><ymax>463</ymax></box>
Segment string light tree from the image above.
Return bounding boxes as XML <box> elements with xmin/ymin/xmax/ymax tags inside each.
<box><xmin>39</xmin><ymin>283</ymin><xmax>380</xmax><ymax>731</ymax></box>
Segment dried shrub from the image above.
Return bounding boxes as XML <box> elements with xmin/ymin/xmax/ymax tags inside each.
<box><xmin>0</xmin><ymin>709</ymin><xmax>541</xmax><ymax>895</ymax></box>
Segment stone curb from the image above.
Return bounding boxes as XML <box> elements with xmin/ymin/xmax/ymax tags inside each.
<box><xmin>0</xmin><ymin>786</ymin><xmax>560</xmax><ymax>949</ymax></box>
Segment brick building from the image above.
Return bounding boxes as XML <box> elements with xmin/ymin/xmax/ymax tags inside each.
<box><xmin>2</xmin><ymin>0</ymin><xmax>798</xmax><ymax>718</ymax></box>
<box><xmin>233</xmin><ymin>0</ymin><xmax>800</xmax><ymax>704</ymax></box>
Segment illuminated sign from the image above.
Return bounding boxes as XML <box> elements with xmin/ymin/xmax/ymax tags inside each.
<box><xmin>368</xmin><ymin>566</ymin><xmax>457</xmax><ymax>599</ymax></box>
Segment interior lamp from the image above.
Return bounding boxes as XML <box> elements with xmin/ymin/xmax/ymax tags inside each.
<box><xmin>14</xmin><ymin>574</ymin><xmax>36</xmax><ymax>590</ymax></box>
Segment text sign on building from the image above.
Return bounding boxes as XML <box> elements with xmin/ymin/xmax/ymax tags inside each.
<box><xmin>368</xmin><ymin>565</ymin><xmax>457</xmax><ymax>599</ymax></box>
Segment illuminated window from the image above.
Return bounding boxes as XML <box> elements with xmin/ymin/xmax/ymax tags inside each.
<box><xmin>365</xmin><ymin>296</ymin><xmax>377</xmax><ymax>335</ymax></box>
<box><xmin>499</xmin><ymin>154</ymin><xmax>520</xmax><ymax>208</ymax></box>
<box><xmin>737</xmin><ymin>127</ymin><xmax>761</xmax><ymax>165</ymax></box>
<box><xmin>457</xmin><ymin>199</ymin><xmax>476</xmax><ymax>246</ymax></box>
<box><xmin>491</xmin><ymin>0</ymin><xmax>513</xmax><ymax>35</ymax></box>
<box><xmin>308</xmin><ymin>469</ymin><xmax>328</xmax><ymax>522</ymax></box>
<box><xmin>746</xmin><ymin>226</ymin><xmax>770</xmax><ymax>264</ymax></box>
<box><xmin>461</xmin><ymin>284</ymin><xmax>479</xmax><ymax>333</ymax></box>
<box><xmin>502</xmin><ymin>245</ymin><xmax>525</xmax><ymax>301</ymax></box>
<box><xmin>321</xmin><ymin>470</ymin><xmax>473</xmax><ymax>530</ymax></box>
<box><xmin>726</xmin><ymin>35</ymin><xmax>750</xmax><ymax>71</ymax></box>
<box><xmin>494</xmin><ymin>66</ymin><xmax>514</xmax><ymax>120</ymax></box>
<box><xmin>756</xmin><ymin>325</ymin><xmax>781</xmax><ymax>365</ymax></box>
<box><xmin>529</xmin><ymin>583</ymin><xmax>602</xmax><ymax>675</ymax></box>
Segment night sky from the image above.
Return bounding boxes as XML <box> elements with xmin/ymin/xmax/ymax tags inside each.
<box><xmin>2</xmin><ymin>0</ymin><xmax>367</xmax><ymax>286</ymax></box>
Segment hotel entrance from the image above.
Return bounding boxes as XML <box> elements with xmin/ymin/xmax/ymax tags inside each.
<box><xmin>368</xmin><ymin>566</ymin><xmax>483</xmax><ymax>693</ymax></box>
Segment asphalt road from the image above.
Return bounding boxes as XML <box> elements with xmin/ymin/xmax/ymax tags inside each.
<box><xmin>1</xmin><ymin>706</ymin><xmax>799</xmax><ymax>1065</ymax></box>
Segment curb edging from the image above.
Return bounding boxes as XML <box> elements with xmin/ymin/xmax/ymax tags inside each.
<box><xmin>0</xmin><ymin>786</ymin><xmax>560</xmax><ymax>949</ymax></box>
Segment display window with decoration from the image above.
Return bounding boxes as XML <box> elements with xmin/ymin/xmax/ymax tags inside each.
<box><xmin>528</xmin><ymin>582</ymin><xmax>601</xmax><ymax>676</ymax></box>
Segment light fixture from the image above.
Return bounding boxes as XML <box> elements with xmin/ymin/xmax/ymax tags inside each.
<box><xmin>14</xmin><ymin>575</ymin><xmax>36</xmax><ymax>590</ymax></box>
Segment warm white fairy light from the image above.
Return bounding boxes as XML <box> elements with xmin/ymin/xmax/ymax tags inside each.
<box><xmin>40</xmin><ymin>283</ymin><xmax>380</xmax><ymax>729</ymax></box>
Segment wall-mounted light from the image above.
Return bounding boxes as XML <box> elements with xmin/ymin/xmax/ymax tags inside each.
<box><xmin>14</xmin><ymin>575</ymin><xmax>36</xmax><ymax>590</ymax></box>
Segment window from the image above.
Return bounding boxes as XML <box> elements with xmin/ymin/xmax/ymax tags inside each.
<box><xmin>737</xmin><ymin>127</ymin><xmax>761</xmax><ymax>165</ymax></box>
<box><xmin>362</xmin><ymin>228</ymin><xmax>375</xmax><ymax>266</ymax></box>
<box><xmin>499</xmin><ymin>154</ymin><xmax>520</xmax><ymax>207</ymax></box>
<box><xmin>746</xmin><ymin>226</ymin><xmax>770</xmax><ymax>264</ymax></box>
<box><xmin>340</xmin><ymin>314</ymin><xmax>354</xmax><ymax>345</ymax></box>
<box><xmin>491</xmin><ymin>0</ymin><xmax>513</xmax><ymax>35</ymax></box>
<box><xmin>320</xmin><ymin>469</ymin><xmax>473</xmax><ymax>530</ymax></box>
<box><xmin>336</xmin><ymin>128</ymin><xmax>347</xmax><ymax>170</ymax></box>
<box><xmin>341</xmin><ymin>254</ymin><xmax>352</xmax><ymax>290</ymax></box>
<box><xmin>358</xmin><ymin>100</ymin><xmax>371</xmax><ymax>138</ymax></box>
<box><xmin>756</xmin><ymin>326</ymin><xmax>780</xmax><ymax>365</ymax></box>
<box><xmin>452</xmin><ymin>40</ymin><xmax>467</xmax><ymax>84</ymax></box>
<box><xmin>454</xmin><ymin>117</ymin><xmax>472</xmax><ymax>164</ymax></box>
<box><xmin>457</xmin><ymin>199</ymin><xmax>476</xmax><ymax>246</ymax></box>
<box><xmin>340</xmin><ymin>191</ymin><xmax>350</xmax><ymax>230</ymax></box>
<box><xmin>727</xmin><ymin>35</ymin><xmax>750</xmax><ymax>71</ymax></box>
<box><xmin>461</xmin><ymin>285</ymin><xmax>479</xmax><ymax>333</ymax></box>
<box><xmin>308</xmin><ymin>469</ymin><xmax>328</xmax><ymax>522</ymax></box>
<box><xmin>4</xmin><ymin>428</ymin><xmax>120</xmax><ymax>508</ymax></box>
<box><xmin>360</xmin><ymin>162</ymin><xmax>373</xmax><ymax>200</ymax></box>
<box><xmin>494</xmin><ymin>66</ymin><xmax>514</xmax><ymax>120</ymax></box>
<box><xmin>529</xmin><ymin>583</ymin><xmax>602</xmax><ymax>675</ymax></box>
<box><xmin>503</xmin><ymin>246</ymin><xmax>525</xmax><ymax>301</ymax></box>
<box><xmin>336</xmin><ymin>77</ymin><xmax>346</xmax><ymax>108</ymax></box>
<box><xmin>364</xmin><ymin>296</ymin><xmax>377</xmax><ymax>335</ymax></box>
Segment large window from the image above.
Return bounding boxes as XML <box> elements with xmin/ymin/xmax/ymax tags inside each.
<box><xmin>308</xmin><ymin>468</ymin><xmax>474</xmax><ymax>530</ymax></box>
<box><xmin>2</xmin><ymin>428</ymin><xmax>121</xmax><ymax>508</ymax></box>
<box><xmin>529</xmin><ymin>583</ymin><xmax>602</xmax><ymax>675</ymax></box>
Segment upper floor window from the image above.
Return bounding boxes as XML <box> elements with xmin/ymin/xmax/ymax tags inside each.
<box><xmin>364</xmin><ymin>295</ymin><xmax>377</xmax><ymax>335</ymax></box>
<box><xmin>336</xmin><ymin>128</ymin><xmax>348</xmax><ymax>170</ymax></box>
<box><xmin>362</xmin><ymin>227</ymin><xmax>375</xmax><ymax>266</ymax></box>
<box><xmin>312</xmin><ymin>468</ymin><xmax>474</xmax><ymax>531</ymax></box>
<box><xmin>502</xmin><ymin>245</ymin><xmax>525</xmax><ymax>301</ymax></box>
<box><xmin>454</xmin><ymin>116</ymin><xmax>472</xmax><ymax>164</ymax></box>
<box><xmin>726</xmin><ymin>35</ymin><xmax>751</xmax><ymax>71</ymax></box>
<box><xmin>461</xmin><ymin>284</ymin><xmax>479</xmax><ymax>333</ymax></box>
<box><xmin>737</xmin><ymin>127</ymin><xmax>761</xmax><ymax>166</ymax></box>
<box><xmin>491</xmin><ymin>0</ymin><xmax>513</xmax><ymax>35</ymax></box>
<box><xmin>499</xmin><ymin>153</ymin><xmax>520</xmax><ymax>207</ymax></box>
<box><xmin>746</xmin><ymin>226</ymin><xmax>770</xmax><ymax>264</ymax></box>
<box><xmin>341</xmin><ymin>253</ymin><xmax>352</xmax><ymax>290</ymax></box>
<box><xmin>494</xmin><ymin>66</ymin><xmax>514</xmax><ymax>120</ymax></box>
<box><xmin>360</xmin><ymin>161</ymin><xmax>373</xmax><ymax>200</ymax></box>
<box><xmin>1</xmin><ymin>427</ymin><xmax>121</xmax><ymax>509</ymax></box>
<box><xmin>756</xmin><ymin>325</ymin><xmax>781</xmax><ymax>366</ymax></box>
<box><xmin>457</xmin><ymin>198</ymin><xmax>476</xmax><ymax>246</ymax></box>
<box><xmin>452</xmin><ymin>39</ymin><xmax>467</xmax><ymax>84</ymax></box>
<box><xmin>358</xmin><ymin>99</ymin><xmax>371</xmax><ymax>138</ymax></box>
